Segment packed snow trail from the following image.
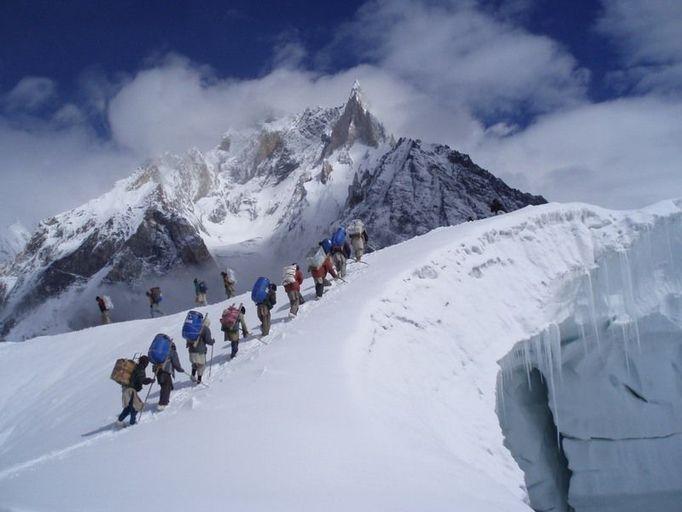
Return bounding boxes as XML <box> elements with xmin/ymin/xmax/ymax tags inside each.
<box><xmin>0</xmin><ymin>200</ymin><xmax>681</xmax><ymax>511</ymax></box>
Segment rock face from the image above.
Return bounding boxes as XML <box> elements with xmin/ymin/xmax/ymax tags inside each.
<box><xmin>342</xmin><ymin>138</ymin><xmax>546</xmax><ymax>248</ymax></box>
<box><xmin>0</xmin><ymin>83</ymin><xmax>546</xmax><ymax>340</ymax></box>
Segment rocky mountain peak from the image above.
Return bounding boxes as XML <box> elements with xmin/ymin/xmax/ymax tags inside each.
<box><xmin>320</xmin><ymin>83</ymin><xmax>386</xmax><ymax>161</ymax></box>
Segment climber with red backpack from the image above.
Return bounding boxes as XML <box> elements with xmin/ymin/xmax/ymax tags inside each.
<box><xmin>221</xmin><ymin>304</ymin><xmax>249</xmax><ymax>360</ymax></box>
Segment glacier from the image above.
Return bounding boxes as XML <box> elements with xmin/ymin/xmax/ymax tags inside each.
<box><xmin>0</xmin><ymin>200</ymin><xmax>680</xmax><ymax>511</ymax></box>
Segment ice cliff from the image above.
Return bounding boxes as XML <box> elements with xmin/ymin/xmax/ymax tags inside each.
<box><xmin>495</xmin><ymin>200</ymin><xmax>682</xmax><ymax>512</ymax></box>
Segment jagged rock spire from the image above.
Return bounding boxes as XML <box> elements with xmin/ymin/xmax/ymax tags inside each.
<box><xmin>319</xmin><ymin>82</ymin><xmax>385</xmax><ymax>161</ymax></box>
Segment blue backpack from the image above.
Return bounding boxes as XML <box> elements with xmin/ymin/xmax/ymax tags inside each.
<box><xmin>251</xmin><ymin>277</ymin><xmax>270</xmax><ymax>304</ymax></box>
<box><xmin>148</xmin><ymin>334</ymin><xmax>172</xmax><ymax>365</ymax></box>
<box><xmin>198</xmin><ymin>281</ymin><xmax>208</xmax><ymax>293</ymax></box>
<box><xmin>320</xmin><ymin>238</ymin><xmax>332</xmax><ymax>254</ymax></box>
<box><xmin>331</xmin><ymin>227</ymin><xmax>346</xmax><ymax>247</ymax></box>
<box><xmin>182</xmin><ymin>311</ymin><xmax>204</xmax><ymax>341</ymax></box>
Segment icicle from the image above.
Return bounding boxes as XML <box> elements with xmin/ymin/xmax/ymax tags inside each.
<box><xmin>498</xmin><ymin>369</ymin><xmax>507</xmax><ymax>418</ymax></box>
<box><xmin>584</xmin><ymin>270</ymin><xmax>601</xmax><ymax>348</ymax></box>
<box><xmin>542</xmin><ymin>328</ymin><xmax>561</xmax><ymax>447</ymax></box>
<box><xmin>523</xmin><ymin>341</ymin><xmax>533</xmax><ymax>390</ymax></box>
<box><xmin>579</xmin><ymin>321</ymin><xmax>588</xmax><ymax>356</ymax></box>
<box><xmin>619</xmin><ymin>251</ymin><xmax>642</xmax><ymax>351</ymax></box>
<box><xmin>621</xmin><ymin>323</ymin><xmax>631</xmax><ymax>377</ymax></box>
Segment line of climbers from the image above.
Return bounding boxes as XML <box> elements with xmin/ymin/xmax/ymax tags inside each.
<box><xmin>109</xmin><ymin>219</ymin><xmax>370</xmax><ymax>426</ymax></box>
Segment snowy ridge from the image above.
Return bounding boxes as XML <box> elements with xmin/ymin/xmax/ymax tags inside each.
<box><xmin>1</xmin><ymin>200</ymin><xmax>681</xmax><ymax>511</ymax></box>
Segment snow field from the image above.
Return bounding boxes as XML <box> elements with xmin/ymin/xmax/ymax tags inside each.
<box><xmin>0</xmin><ymin>200</ymin><xmax>680</xmax><ymax>511</ymax></box>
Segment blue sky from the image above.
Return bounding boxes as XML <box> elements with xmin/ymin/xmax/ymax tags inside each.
<box><xmin>1</xmin><ymin>0</ymin><xmax>681</xmax><ymax>229</ymax></box>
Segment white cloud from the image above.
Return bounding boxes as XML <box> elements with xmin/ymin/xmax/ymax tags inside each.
<box><xmin>597</xmin><ymin>0</ymin><xmax>682</xmax><ymax>94</ymax></box>
<box><xmin>2</xmin><ymin>77</ymin><xmax>57</xmax><ymax>112</ymax></box>
<box><xmin>328</xmin><ymin>0</ymin><xmax>589</xmax><ymax>119</ymax></box>
<box><xmin>1</xmin><ymin>0</ymin><xmax>681</xmax><ymax>232</ymax></box>
<box><xmin>474</xmin><ymin>96</ymin><xmax>682</xmax><ymax>208</ymax></box>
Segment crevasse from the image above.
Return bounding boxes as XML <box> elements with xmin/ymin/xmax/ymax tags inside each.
<box><xmin>497</xmin><ymin>202</ymin><xmax>682</xmax><ymax>512</ymax></box>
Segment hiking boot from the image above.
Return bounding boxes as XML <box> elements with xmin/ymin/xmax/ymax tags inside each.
<box><xmin>157</xmin><ymin>405</ymin><xmax>167</xmax><ymax>411</ymax></box>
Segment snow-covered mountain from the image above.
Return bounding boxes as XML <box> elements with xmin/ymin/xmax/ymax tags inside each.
<box><xmin>1</xmin><ymin>200</ymin><xmax>680</xmax><ymax>511</ymax></box>
<box><xmin>0</xmin><ymin>84</ymin><xmax>545</xmax><ymax>340</ymax></box>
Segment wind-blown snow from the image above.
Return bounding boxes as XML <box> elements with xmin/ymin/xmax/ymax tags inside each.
<box><xmin>1</xmin><ymin>200</ymin><xmax>680</xmax><ymax>511</ymax></box>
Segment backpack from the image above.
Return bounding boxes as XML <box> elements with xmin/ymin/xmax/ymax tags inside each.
<box><xmin>225</xmin><ymin>268</ymin><xmax>237</xmax><ymax>284</ymax></box>
<box><xmin>282</xmin><ymin>265</ymin><xmax>297</xmax><ymax>285</ymax></box>
<box><xmin>346</xmin><ymin>219</ymin><xmax>364</xmax><ymax>236</ymax></box>
<box><xmin>148</xmin><ymin>333</ymin><xmax>172</xmax><ymax>365</ymax></box>
<box><xmin>320</xmin><ymin>238</ymin><xmax>332</xmax><ymax>254</ymax></box>
<box><xmin>102</xmin><ymin>295</ymin><xmax>114</xmax><ymax>310</ymax></box>
<box><xmin>150</xmin><ymin>287</ymin><xmax>162</xmax><ymax>303</ymax></box>
<box><xmin>307</xmin><ymin>247</ymin><xmax>326</xmax><ymax>270</ymax></box>
<box><xmin>331</xmin><ymin>227</ymin><xmax>346</xmax><ymax>247</ymax></box>
<box><xmin>251</xmin><ymin>277</ymin><xmax>270</xmax><ymax>304</ymax></box>
<box><xmin>110</xmin><ymin>358</ymin><xmax>136</xmax><ymax>386</ymax></box>
<box><xmin>221</xmin><ymin>305</ymin><xmax>240</xmax><ymax>331</ymax></box>
<box><xmin>182</xmin><ymin>311</ymin><xmax>204</xmax><ymax>341</ymax></box>
<box><xmin>198</xmin><ymin>281</ymin><xmax>208</xmax><ymax>293</ymax></box>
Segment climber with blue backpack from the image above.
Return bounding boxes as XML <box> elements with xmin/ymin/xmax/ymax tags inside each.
<box><xmin>252</xmin><ymin>277</ymin><xmax>277</xmax><ymax>337</ymax></box>
<box><xmin>183</xmin><ymin>311</ymin><xmax>214</xmax><ymax>384</ymax></box>
<box><xmin>193</xmin><ymin>278</ymin><xmax>208</xmax><ymax>306</ymax></box>
<box><xmin>330</xmin><ymin>227</ymin><xmax>352</xmax><ymax>278</ymax></box>
<box><xmin>146</xmin><ymin>287</ymin><xmax>164</xmax><ymax>317</ymax></box>
<box><xmin>148</xmin><ymin>334</ymin><xmax>185</xmax><ymax>411</ymax></box>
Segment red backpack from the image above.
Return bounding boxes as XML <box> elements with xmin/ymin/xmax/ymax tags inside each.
<box><xmin>221</xmin><ymin>305</ymin><xmax>240</xmax><ymax>330</ymax></box>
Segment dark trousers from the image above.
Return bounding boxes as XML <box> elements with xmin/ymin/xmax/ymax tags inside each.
<box><xmin>231</xmin><ymin>339</ymin><xmax>239</xmax><ymax>358</ymax></box>
<box><xmin>315</xmin><ymin>281</ymin><xmax>324</xmax><ymax>298</ymax></box>
<box><xmin>118</xmin><ymin>395</ymin><xmax>138</xmax><ymax>425</ymax></box>
<box><xmin>158</xmin><ymin>371</ymin><xmax>173</xmax><ymax>406</ymax></box>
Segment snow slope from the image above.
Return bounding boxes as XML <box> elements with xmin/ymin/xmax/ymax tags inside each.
<box><xmin>1</xmin><ymin>200</ymin><xmax>681</xmax><ymax>511</ymax></box>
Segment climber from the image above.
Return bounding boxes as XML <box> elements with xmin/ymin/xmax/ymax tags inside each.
<box><xmin>221</xmin><ymin>304</ymin><xmax>249</xmax><ymax>360</ymax></box>
<box><xmin>186</xmin><ymin>318</ymin><xmax>215</xmax><ymax>384</ymax></box>
<box><xmin>194</xmin><ymin>278</ymin><xmax>208</xmax><ymax>306</ymax></box>
<box><xmin>283</xmin><ymin>263</ymin><xmax>305</xmax><ymax>317</ymax></box>
<box><xmin>221</xmin><ymin>269</ymin><xmax>237</xmax><ymax>298</ymax></box>
<box><xmin>309</xmin><ymin>249</ymin><xmax>338</xmax><ymax>299</ymax></box>
<box><xmin>154</xmin><ymin>341</ymin><xmax>185</xmax><ymax>411</ymax></box>
<box><xmin>256</xmin><ymin>283</ymin><xmax>277</xmax><ymax>336</ymax></box>
<box><xmin>146</xmin><ymin>287</ymin><xmax>164</xmax><ymax>318</ymax></box>
<box><xmin>490</xmin><ymin>198</ymin><xmax>506</xmax><ymax>215</ymax></box>
<box><xmin>116</xmin><ymin>355</ymin><xmax>154</xmax><ymax>427</ymax></box>
<box><xmin>347</xmin><ymin>219</ymin><xmax>369</xmax><ymax>262</ymax></box>
<box><xmin>95</xmin><ymin>296</ymin><xmax>112</xmax><ymax>325</ymax></box>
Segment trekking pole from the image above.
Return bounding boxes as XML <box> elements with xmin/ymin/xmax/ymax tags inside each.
<box><xmin>208</xmin><ymin>343</ymin><xmax>214</xmax><ymax>379</ymax></box>
<box><xmin>137</xmin><ymin>379</ymin><xmax>155</xmax><ymax>423</ymax></box>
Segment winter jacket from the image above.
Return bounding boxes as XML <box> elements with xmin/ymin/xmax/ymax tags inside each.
<box><xmin>127</xmin><ymin>363</ymin><xmax>152</xmax><ymax>392</ymax></box>
<box><xmin>96</xmin><ymin>297</ymin><xmax>107</xmax><ymax>312</ymax></box>
<box><xmin>265</xmin><ymin>287</ymin><xmax>277</xmax><ymax>310</ymax></box>
<box><xmin>187</xmin><ymin>326</ymin><xmax>215</xmax><ymax>355</ymax></box>
<box><xmin>310</xmin><ymin>255</ymin><xmax>337</xmax><ymax>280</ymax></box>
<box><xmin>284</xmin><ymin>269</ymin><xmax>304</xmax><ymax>293</ymax></box>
